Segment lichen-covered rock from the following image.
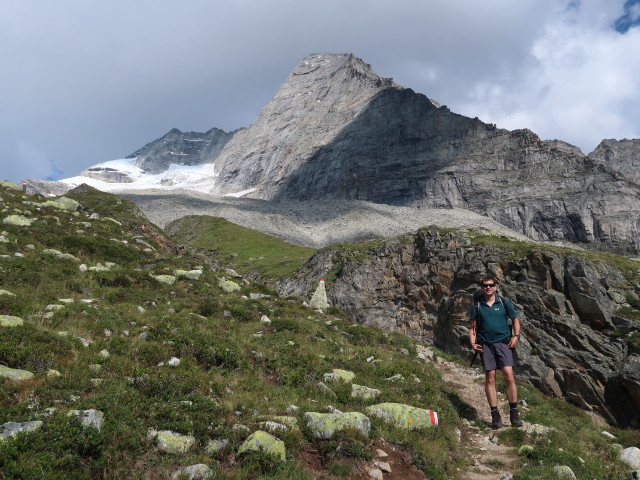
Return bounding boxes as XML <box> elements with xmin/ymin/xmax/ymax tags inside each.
<box><xmin>0</xmin><ymin>289</ymin><xmax>16</xmax><ymax>296</ymax></box>
<box><xmin>206</xmin><ymin>438</ymin><xmax>229</xmax><ymax>453</ymax></box>
<box><xmin>3</xmin><ymin>215</ymin><xmax>34</xmax><ymax>227</ymax></box>
<box><xmin>552</xmin><ymin>465</ymin><xmax>577</xmax><ymax>479</ymax></box>
<box><xmin>42</xmin><ymin>249</ymin><xmax>81</xmax><ymax>261</ymax></box>
<box><xmin>620</xmin><ymin>446</ymin><xmax>640</xmax><ymax>469</ymax></box>
<box><xmin>0</xmin><ymin>315</ymin><xmax>23</xmax><ymax>327</ymax></box>
<box><xmin>303</xmin><ymin>412</ymin><xmax>371</xmax><ymax>439</ymax></box>
<box><xmin>150</xmin><ymin>274</ymin><xmax>176</xmax><ymax>285</ymax></box>
<box><xmin>172</xmin><ymin>463</ymin><xmax>213</xmax><ymax>480</ymax></box>
<box><xmin>351</xmin><ymin>384</ymin><xmax>382</xmax><ymax>400</ymax></box>
<box><xmin>263</xmin><ymin>416</ymin><xmax>298</xmax><ymax>430</ymax></box>
<box><xmin>309</xmin><ymin>279</ymin><xmax>329</xmax><ymax>309</ymax></box>
<box><xmin>148</xmin><ymin>429</ymin><xmax>195</xmax><ymax>453</ymax></box>
<box><xmin>0</xmin><ymin>365</ymin><xmax>34</xmax><ymax>381</ymax></box>
<box><xmin>42</xmin><ymin>197</ymin><xmax>81</xmax><ymax>211</ymax></box>
<box><xmin>0</xmin><ymin>421</ymin><xmax>43</xmax><ymax>443</ymax></box>
<box><xmin>260</xmin><ymin>421</ymin><xmax>288</xmax><ymax>433</ymax></box>
<box><xmin>365</xmin><ymin>403</ymin><xmax>438</xmax><ymax>429</ymax></box>
<box><xmin>238</xmin><ymin>430</ymin><xmax>286</xmax><ymax>462</ymax></box>
<box><xmin>46</xmin><ymin>369</ymin><xmax>62</xmax><ymax>378</ymax></box>
<box><xmin>46</xmin><ymin>304</ymin><xmax>65</xmax><ymax>311</ymax></box>
<box><xmin>323</xmin><ymin>368</ymin><xmax>355</xmax><ymax>383</ymax></box>
<box><xmin>219</xmin><ymin>278</ymin><xmax>241</xmax><ymax>292</ymax></box>
<box><xmin>175</xmin><ymin>269</ymin><xmax>203</xmax><ymax>280</ymax></box>
<box><xmin>68</xmin><ymin>409</ymin><xmax>104</xmax><ymax>431</ymax></box>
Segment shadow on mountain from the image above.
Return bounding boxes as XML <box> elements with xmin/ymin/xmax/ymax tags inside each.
<box><xmin>271</xmin><ymin>87</ymin><xmax>499</xmax><ymax>207</ymax></box>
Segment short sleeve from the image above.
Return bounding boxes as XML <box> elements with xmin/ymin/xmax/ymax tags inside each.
<box><xmin>470</xmin><ymin>303</ymin><xmax>478</xmax><ymax>320</ymax></box>
<box><xmin>504</xmin><ymin>298</ymin><xmax>518</xmax><ymax>319</ymax></box>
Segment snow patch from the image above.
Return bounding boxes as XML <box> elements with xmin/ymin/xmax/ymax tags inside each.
<box><xmin>61</xmin><ymin>158</ymin><xmax>219</xmax><ymax>194</ymax></box>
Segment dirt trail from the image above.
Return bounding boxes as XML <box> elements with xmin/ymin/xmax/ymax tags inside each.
<box><xmin>435</xmin><ymin>358</ymin><xmax>521</xmax><ymax>480</ymax></box>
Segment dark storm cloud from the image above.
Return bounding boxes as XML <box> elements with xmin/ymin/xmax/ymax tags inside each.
<box><xmin>1</xmin><ymin>0</ymin><xmax>638</xmax><ymax>183</ymax></box>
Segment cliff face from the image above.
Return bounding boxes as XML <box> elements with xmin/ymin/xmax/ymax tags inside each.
<box><xmin>207</xmin><ymin>53</ymin><xmax>640</xmax><ymax>252</ymax></box>
<box><xmin>128</xmin><ymin>127</ymin><xmax>238</xmax><ymax>175</ymax></box>
<box><xmin>588</xmin><ymin>138</ymin><xmax>640</xmax><ymax>184</ymax></box>
<box><xmin>278</xmin><ymin>230</ymin><xmax>640</xmax><ymax>428</ymax></box>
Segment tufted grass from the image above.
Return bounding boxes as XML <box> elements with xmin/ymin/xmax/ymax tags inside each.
<box><xmin>1</xmin><ymin>183</ymin><xmax>639</xmax><ymax>479</ymax></box>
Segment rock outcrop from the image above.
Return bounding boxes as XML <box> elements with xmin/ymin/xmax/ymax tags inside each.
<box><xmin>588</xmin><ymin>138</ymin><xmax>640</xmax><ymax>184</ymax></box>
<box><xmin>279</xmin><ymin>229</ymin><xmax>640</xmax><ymax>428</ymax></box>
<box><xmin>127</xmin><ymin>127</ymin><xmax>239</xmax><ymax>175</ymax></box>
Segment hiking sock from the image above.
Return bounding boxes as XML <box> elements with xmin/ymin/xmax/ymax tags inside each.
<box><xmin>491</xmin><ymin>406</ymin><xmax>499</xmax><ymax>414</ymax></box>
<box><xmin>509</xmin><ymin>402</ymin><xmax>518</xmax><ymax>411</ymax></box>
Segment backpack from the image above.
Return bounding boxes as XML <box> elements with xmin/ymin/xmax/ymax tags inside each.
<box><xmin>472</xmin><ymin>289</ymin><xmax>513</xmax><ymax>342</ymax></box>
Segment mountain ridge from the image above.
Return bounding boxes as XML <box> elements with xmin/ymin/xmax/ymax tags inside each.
<box><xmin>24</xmin><ymin>52</ymin><xmax>640</xmax><ymax>253</ymax></box>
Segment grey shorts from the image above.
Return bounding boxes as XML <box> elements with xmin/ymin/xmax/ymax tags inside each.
<box><xmin>481</xmin><ymin>341</ymin><xmax>514</xmax><ymax>371</ymax></box>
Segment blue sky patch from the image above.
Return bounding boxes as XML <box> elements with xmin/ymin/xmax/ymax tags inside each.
<box><xmin>614</xmin><ymin>0</ymin><xmax>640</xmax><ymax>33</ymax></box>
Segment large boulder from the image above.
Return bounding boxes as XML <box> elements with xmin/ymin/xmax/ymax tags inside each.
<box><xmin>3</xmin><ymin>215</ymin><xmax>34</xmax><ymax>227</ymax></box>
<box><xmin>238</xmin><ymin>430</ymin><xmax>286</xmax><ymax>462</ymax></box>
<box><xmin>366</xmin><ymin>403</ymin><xmax>438</xmax><ymax>429</ymax></box>
<box><xmin>0</xmin><ymin>365</ymin><xmax>34</xmax><ymax>381</ymax></box>
<box><xmin>148</xmin><ymin>429</ymin><xmax>195</xmax><ymax>454</ymax></box>
<box><xmin>0</xmin><ymin>421</ymin><xmax>43</xmax><ymax>443</ymax></box>
<box><xmin>303</xmin><ymin>412</ymin><xmax>371</xmax><ymax>439</ymax></box>
<box><xmin>0</xmin><ymin>315</ymin><xmax>23</xmax><ymax>327</ymax></box>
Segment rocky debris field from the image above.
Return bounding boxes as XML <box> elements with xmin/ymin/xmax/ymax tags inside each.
<box><xmin>121</xmin><ymin>188</ymin><xmax>535</xmax><ymax>248</ymax></box>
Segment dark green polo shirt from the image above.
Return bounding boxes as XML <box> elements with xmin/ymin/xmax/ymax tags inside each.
<box><xmin>470</xmin><ymin>295</ymin><xmax>517</xmax><ymax>344</ymax></box>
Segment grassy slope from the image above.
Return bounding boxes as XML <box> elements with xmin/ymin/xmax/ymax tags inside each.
<box><xmin>165</xmin><ymin>215</ymin><xmax>314</xmax><ymax>283</ymax></box>
<box><xmin>0</xmin><ymin>184</ymin><xmax>637</xmax><ymax>479</ymax></box>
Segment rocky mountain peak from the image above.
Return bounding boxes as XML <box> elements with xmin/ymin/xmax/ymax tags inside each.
<box><xmin>127</xmin><ymin>127</ymin><xmax>238</xmax><ymax>175</ymax></box>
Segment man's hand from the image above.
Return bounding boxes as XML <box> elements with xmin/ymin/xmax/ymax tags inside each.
<box><xmin>508</xmin><ymin>335</ymin><xmax>519</xmax><ymax>348</ymax></box>
<box><xmin>471</xmin><ymin>343</ymin><xmax>483</xmax><ymax>352</ymax></box>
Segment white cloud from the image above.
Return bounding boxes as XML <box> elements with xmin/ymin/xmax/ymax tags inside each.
<box><xmin>454</xmin><ymin>0</ymin><xmax>640</xmax><ymax>153</ymax></box>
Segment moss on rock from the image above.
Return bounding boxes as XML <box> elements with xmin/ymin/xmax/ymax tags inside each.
<box><xmin>3</xmin><ymin>215</ymin><xmax>34</xmax><ymax>227</ymax></box>
<box><xmin>365</xmin><ymin>403</ymin><xmax>438</xmax><ymax>429</ymax></box>
<box><xmin>303</xmin><ymin>412</ymin><xmax>371</xmax><ymax>439</ymax></box>
<box><xmin>218</xmin><ymin>278</ymin><xmax>241</xmax><ymax>292</ymax></box>
<box><xmin>148</xmin><ymin>429</ymin><xmax>195</xmax><ymax>454</ymax></box>
<box><xmin>0</xmin><ymin>365</ymin><xmax>35</xmax><ymax>381</ymax></box>
<box><xmin>351</xmin><ymin>384</ymin><xmax>382</xmax><ymax>400</ymax></box>
<box><xmin>0</xmin><ymin>315</ymin><xmax>23</xmax><ymax>327</ymax></box>
<box><xmin>238</xmin><ymin>430</ymin><xmax>286</xmax><ymax>462</ymax></box>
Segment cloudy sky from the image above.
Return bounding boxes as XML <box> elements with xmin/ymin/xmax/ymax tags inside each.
<box><xmin>1</xmin><ymin>0</ymin><xmax>639</xmax><ymax>183</ymax></box>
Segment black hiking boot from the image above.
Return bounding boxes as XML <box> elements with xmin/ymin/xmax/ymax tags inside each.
<box><xmin>510</xmin><ymin>408</ymin><xmax>523</xmax><ymax>427</ymax></box>
<box><xmin>491</xmin><ymin>410</ymin><xmax>503</xmax><ymax>429</ymax></box>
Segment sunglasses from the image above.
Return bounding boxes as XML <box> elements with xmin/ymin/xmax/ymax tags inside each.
<box><xmin>481</xmin><ymin>283</ymin><xmax>496</xmax><ymax>288</ymax></box>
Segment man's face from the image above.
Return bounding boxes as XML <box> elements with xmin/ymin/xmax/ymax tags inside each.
<box><xmin>481</xmin><ymin>282</ymin><xmax>496</xmax><ymax>295</ymax></box>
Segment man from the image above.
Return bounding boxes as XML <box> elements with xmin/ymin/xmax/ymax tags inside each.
<box><xmin>469</xmin><ymin>276</ymin><xmax>523</xmax><ymax>428</ymax></box>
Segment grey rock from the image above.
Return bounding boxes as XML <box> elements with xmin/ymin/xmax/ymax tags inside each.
<box><xmin>172</xmin><ymin>464</ymin><xmax>212</xmax><ymax>480</ymax></box>
<box><xmin>0</xmin><ymin>421</ymin><xmax>43</xmax><ymax>442</ymax></box>
<box><xmin>68</xmin><ymin>409</ymin><xmax>104</xmax><ymax>431</ymax></box>
<box><xmin>620</xmin><ymin>447</ymin><xmax>640</xmax><ymax>469</ymax></box>
<box><xmin>128</xmin><ymin>127</ymin><xmax>239</xmax><ymax>175</ymax></box>
<box><xmin>552</xmin><ymin>465</ymin><xmax>576</xmax><ymax>479</ymax></box>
